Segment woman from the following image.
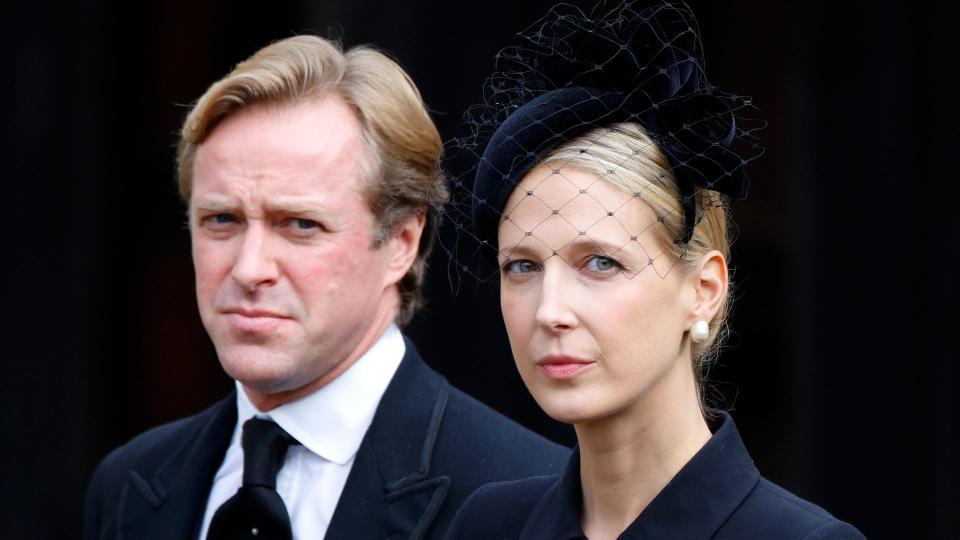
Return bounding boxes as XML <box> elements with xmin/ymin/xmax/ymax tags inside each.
<box><xmin>442</xmin><ymin>3</ymin><xmax>864</xmax><ymax>539</ymax></box>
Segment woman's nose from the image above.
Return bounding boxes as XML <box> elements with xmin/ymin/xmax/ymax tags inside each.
<box><xmin>534</xmin><ymin>265</ymin><xmax>578</xmax><ymax>332</ymax></box>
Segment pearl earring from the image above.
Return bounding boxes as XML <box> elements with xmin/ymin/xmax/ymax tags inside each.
<box><xmin>690</xmin><ymin>320</ymin><xmax>710</xmax><ymax>343</ymax></box>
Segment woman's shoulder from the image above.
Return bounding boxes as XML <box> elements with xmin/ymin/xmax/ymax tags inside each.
<box><xmin>444</xmin><ymin>474</ymin><xmax>559</xmax><ymax>539</ymax></box>
<box><xmin>717</xmin><ymin>477</ymin><xmax>865</xmax><ymax>540</ymax></box>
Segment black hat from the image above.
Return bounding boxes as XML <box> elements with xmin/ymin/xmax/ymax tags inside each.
<box><xmin>441</xmin><ymin>1</ymin><xmax>763</xmax><ymax>283</ymax></box>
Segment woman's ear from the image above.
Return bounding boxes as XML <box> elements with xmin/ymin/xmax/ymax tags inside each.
<box><xmin>689</xmin><ymin>250</ymin><xmax>728</xmax><ymax>325</ymax></box>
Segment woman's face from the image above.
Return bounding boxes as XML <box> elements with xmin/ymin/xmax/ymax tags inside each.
<box><xmin>498</xmin><ymin>164</ymin><xmax>695</xmax><ymax>424</ymax></box>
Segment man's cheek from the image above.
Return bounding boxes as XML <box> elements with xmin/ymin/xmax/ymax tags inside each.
<box><xmin>193</xmin><ymin>256</ymin><xmax>226</xmax><ymax>314</ymax></box>
<box><xmin>193</xmin><ymin>263</ymin><xmax>217</xmax><ymax>296</ymax></box>
<box><xmin>300</xmin><ymin>252</ymin><xmax>356</xmax><ymax>284</ymax></box>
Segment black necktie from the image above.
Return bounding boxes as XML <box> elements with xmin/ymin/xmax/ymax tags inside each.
<box><xmin>207</xmin><ymin>418</ymin><xmax>300</xmax><ymax>540</ymax></box>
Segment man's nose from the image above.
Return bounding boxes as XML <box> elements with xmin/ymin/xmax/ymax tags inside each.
<box><xmin>230</xmin><ymin>223</ymin><xmax>279</xmax><ymax>291</ymax></box>
<box><xmin>534</xmin><ymin>264</ymin><xmax>578</xmax><ymax>333</ymax></box>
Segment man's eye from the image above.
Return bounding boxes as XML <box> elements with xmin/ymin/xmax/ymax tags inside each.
<box><xmin>293</xmin><ymin>218</ymin><xmax>319</xmax><ymax>230</ymax></box>
<box><xmin>204</xmin><ymin>213</ymin><xmax>238</xmax><ymax>226</ymax></box>
<box><xmin>281</xmin><ymin>217</ymin><xmax>323</xmax><ymax>234</ymax></box>
<box><xmin>585</xmin><ymin>255</ymin><xmax>620</xmax><ymax>273</ymax></box>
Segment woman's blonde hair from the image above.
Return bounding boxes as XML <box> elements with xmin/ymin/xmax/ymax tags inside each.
<box><xmin>542</xmin><ymin>122</ymin><xmax>733</xmax><ymax>408</ymax></box>
<box><xmin>177</xmin><ymin>35</ymin><xmax>449</xmax><ymax>325</ymax></box>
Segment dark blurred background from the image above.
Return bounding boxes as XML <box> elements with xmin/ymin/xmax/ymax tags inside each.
<box><xmin>3</xmin><ymin>0</ymin><xmax>957</xmax><ymax>538</ymax></box>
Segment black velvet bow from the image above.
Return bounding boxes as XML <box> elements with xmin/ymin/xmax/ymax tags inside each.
<box><xmin>470</xmin><ymin>2</ymin><xmax>754</xmax><ymax>245</ymax></box>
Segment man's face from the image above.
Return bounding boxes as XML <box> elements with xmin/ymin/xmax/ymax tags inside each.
<box><xmin>190</xmin><ymin>97</ymin><xmax>402</xmax><ymax>404</ymax></box>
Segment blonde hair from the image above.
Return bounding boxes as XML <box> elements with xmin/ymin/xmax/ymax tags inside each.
<box><xmin>177</xmin><ymin>35</ymin><xmax>449</xmax><ymax>325</ymax></box>
<box><xmin>542</xmin><ymin>123</ymin><xmax>733</xmax><ymax>408</ymax></box>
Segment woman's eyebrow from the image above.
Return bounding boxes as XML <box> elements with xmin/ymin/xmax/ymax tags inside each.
<box><xmin>565</xmin><ymin>236</ymin><xmax>623</xmax><ymax>253</ymax></box>
<box><xmin>498</xmin><ymin>242</ymin><xmax>544</xmax><ymax>261</ymax></box>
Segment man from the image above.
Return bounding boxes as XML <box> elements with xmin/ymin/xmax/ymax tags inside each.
<box><xmin>85</xmin><ymin>35</ymin><xmax>568</xmax><ymax>540</ymax></box>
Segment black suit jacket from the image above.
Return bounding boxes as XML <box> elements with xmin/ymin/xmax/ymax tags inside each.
<box><xmin>445</xmin><ymin>413</ymin><xmax>864</xmax><ymax>540</ymax></box>
<box><xmin>85</xmin><ymin>339</ymin><xmax>570</xmax><ymax>540</ymax></box>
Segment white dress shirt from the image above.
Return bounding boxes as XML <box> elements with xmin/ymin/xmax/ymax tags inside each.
<box><xmin>198</xmin><ymin>325</ymin><xmax>406</xmax><ymax>540</ymax></box>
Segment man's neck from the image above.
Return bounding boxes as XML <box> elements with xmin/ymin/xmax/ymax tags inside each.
<box><xmin>244</xmin><ymin>296</ymin><xmax>399</xmax><ymax>412</ymax></box>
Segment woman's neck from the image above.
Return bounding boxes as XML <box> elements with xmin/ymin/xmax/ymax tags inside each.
<box><xmin>574</xmin><ymin>359</ymin><xmax>712</xmax><ymax>540</ymax></box>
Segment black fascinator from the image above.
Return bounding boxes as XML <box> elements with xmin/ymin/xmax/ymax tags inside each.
<box><xmin>440</xmin><ymin>1</ymin><xmax>764</xmax><ymax>284</ymax></box>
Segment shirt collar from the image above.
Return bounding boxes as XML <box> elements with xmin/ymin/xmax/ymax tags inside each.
<box><xmin>234</xmin><ymin>324</ymin><xmax>406</xmax><ymax>465</ymax></box>
<box><xmin>521</xmin><ymin>412</ymin><xmax>761</xmax><ymax>540</ymax></box>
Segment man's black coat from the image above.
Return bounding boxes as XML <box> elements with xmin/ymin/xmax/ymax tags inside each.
<box><xmin>85</xmin><ymin>340</ymin><xmax>570</xmax><ymax>540</ymax></box>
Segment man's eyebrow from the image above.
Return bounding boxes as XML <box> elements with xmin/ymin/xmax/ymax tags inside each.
<box><xmin>263</xmin><ymin>197</ymin><xmax>332</xmax><ymax>215</ymax></box>
<box><xmin>192</xmin><ymin>195</ymin><xmax>237</xmax><ymax>211</ymax></box>
<box><xmin>190</xmin><ymin>195</ymin><xmax>333</xmax><ymax>214</ymax></box>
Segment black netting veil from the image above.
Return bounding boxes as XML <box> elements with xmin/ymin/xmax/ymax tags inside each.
<box><xmin>437</xmin><ymin>1</ymin><xmax>764</xmax><ymax>289</ymax></box>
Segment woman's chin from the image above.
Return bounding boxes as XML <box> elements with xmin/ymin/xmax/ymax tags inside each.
<box><xmin>535</xmin><ymin>394</ymin><xmax>609</xmax><ymax>425</ymax></box>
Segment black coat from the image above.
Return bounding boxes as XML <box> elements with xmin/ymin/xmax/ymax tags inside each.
<box><xmin>84</xmin><ymin>339</ymin><xmax>570</xmax><ymax>540</ymax></box>
<box><xmin>445</xmin><ymin>413</ymin><xmax>864</xmax><ymax>540</ymax></box>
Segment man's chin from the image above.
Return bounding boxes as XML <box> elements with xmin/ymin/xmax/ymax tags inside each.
<box><xmin>217</xmin><ymin>348</ymin><xmax>305</xmax><ymax>394</ymax></box>
<box><xmin>234</xmin><ymin>374</ymin><xmax>300</xmax><ymax>395</ymax></box>
<box><xmin>213</xmin><ymin>343</ymin><xmax>346</xmax><ymax>408</ymax></box>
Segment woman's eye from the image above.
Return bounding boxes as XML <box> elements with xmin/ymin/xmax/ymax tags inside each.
<box><xmin>503</xmin><ymin>259</ymin><xmax>541</xmax><ymax>274</ymax></box>
<box><xmin>585</xmin><ymin>255</ymin><xmax>620</xmax><ymax>273</ymax></box>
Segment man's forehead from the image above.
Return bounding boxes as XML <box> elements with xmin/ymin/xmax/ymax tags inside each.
<box><xmin>192</xmin><ymin>192</ymin><xmax>332</xmax><ymax>208</ymax></box>
<box><xmin>196</xmin><ymin>97</ymin><xmax>364</xmax><ymax>174</ymax></box>
<box><xmin>191</xmin><ymin>97</ymin><xmax>369</xmax><ymax>208</ymax></box>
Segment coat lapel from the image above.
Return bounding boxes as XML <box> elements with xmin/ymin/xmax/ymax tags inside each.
<box><xmin>518</xmin><ymin>413</ymin><xmax>761</xmax><ymax>540</ymax></box>
<box><xmin>117</xmin><ymin>394</ymin><xmax>236</xmax><ymax>540</ymax></box>
<box><xmin>325</xmin><ymin>339</ymin><xmax>451</xmax><ymax>540</ymax></box>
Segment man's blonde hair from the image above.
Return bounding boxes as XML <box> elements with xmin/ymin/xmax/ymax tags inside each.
<box><xmin>177</xmin><ymin>35</ymin><xmax>449</xmax><ymax>325</ymax></box>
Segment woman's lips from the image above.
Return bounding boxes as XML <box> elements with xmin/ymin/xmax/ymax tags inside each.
<box><xmin>536</xmin><ymin>355</ymin><xmax>596</xmax><ymax>380</ymax></box>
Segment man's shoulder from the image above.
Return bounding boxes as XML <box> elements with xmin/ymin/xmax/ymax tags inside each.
<box><xmin>719</xmin><ymin>477</ymin><xmax>865</xmax><ymax>540</ymax></box>
<box><xmin>370</xmin><ymin>343</ymin><xmax>570</xmax><ymax>540</ymax></box>
<box><xmin>88</xmin><ymin>396</ymin><xmax>233</xmax><ymax>493</ymax></box>
<box><xmin>434</xmin><ymin>384</ymin><xmax>570</xmax><ymax>477</ymax></box>
<box><xmin>443</xmin><ymin>383</ymin><xmax>570</xmax><ymax>457</ymax></box>
<box><xmin>466</xmin><ymin>475</ymin><xmax>559</xmax><ymax>509</ymax></box>
<box><xmin>85</xmin><ymin>396</ymin><xmax>235</xmax><ymax>539</ymax></box>
<box><xmin>444</xmin><ymin>475</ymin><xmax>559</xmax><ymax>539</ymax></box>
<box><xmin>394</xmin><ymin>339</ymin><xmax>570</xmax><ymax>477</ymax></box>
